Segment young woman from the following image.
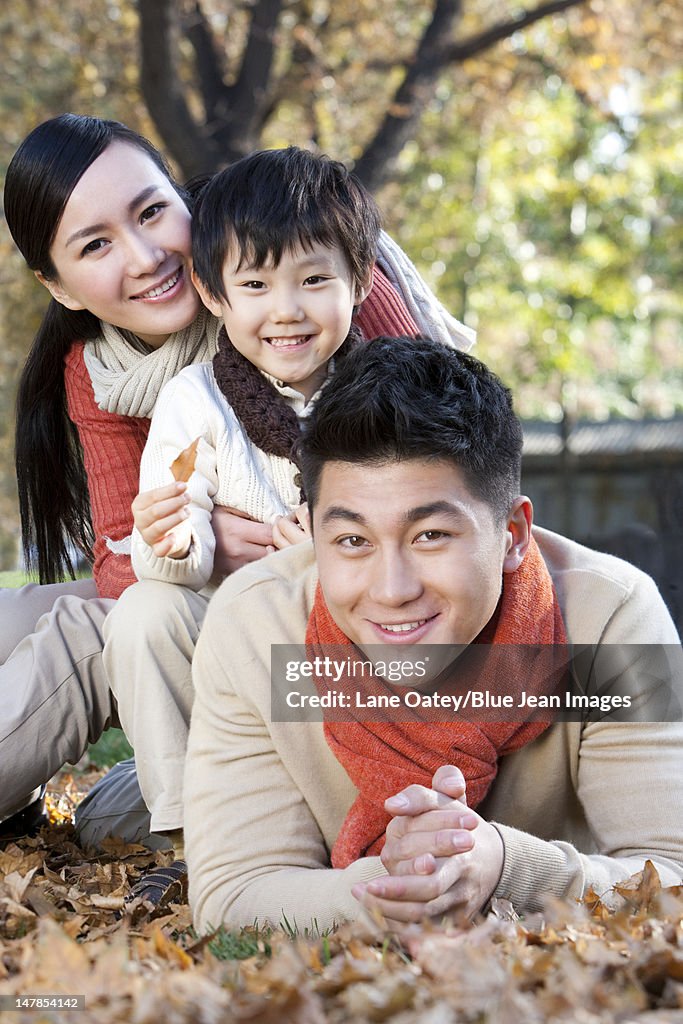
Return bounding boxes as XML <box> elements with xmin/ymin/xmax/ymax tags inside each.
<box><xmin>0</xmin><ymin>113</ymin><xmax>471</xmax><ymax>854</ymax></box>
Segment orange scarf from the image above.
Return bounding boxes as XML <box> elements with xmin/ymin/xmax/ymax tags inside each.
<box><xmin>305</xmin><ymin>536</ymin><xmax>567</xmax><ymax>867</ymax></box>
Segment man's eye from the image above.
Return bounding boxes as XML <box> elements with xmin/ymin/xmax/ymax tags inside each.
<box><xmin>416</xmin><ymin>530</ymin><xmax>448</xmax><ymax>542</ymax></box>
<box><xmin>339</xmin><ymin>535</ymin><xmax>367</xmax><ymax>548</ymax></box>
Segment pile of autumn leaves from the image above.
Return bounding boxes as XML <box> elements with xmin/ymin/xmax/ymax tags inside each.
<box><xmin>0</xmin><ymin>777</ymin><xmax>682</xmax><ymax>1023</ymax></box>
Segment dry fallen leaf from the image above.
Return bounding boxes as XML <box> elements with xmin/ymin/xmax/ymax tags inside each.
<box><xmin>2</xmin><ymin>771</ymin><xmax>683</xmax><ymax>1024</ymax></box>
<box><xmin>170</xmin><ymin>437</ymin><xmax>201</xmax><ymax>483</ymax></box>
<box><xmin>613</xmin><ymin>859</ymin><xmax>663</xmax><ymax>911</ymax></box>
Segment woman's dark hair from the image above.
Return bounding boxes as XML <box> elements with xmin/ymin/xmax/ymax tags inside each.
<box><xmin>192</xmin><ymin>146</ymin><xmax>381</xmax><ymax>301</ymax></box>
<box><xmin>4</xmin><ymin>113</ymin><xmax>183</xmax><ymax>581</ymax></box>
<box><xmin>299</xmin><ymin>335</ymin><xmax>523</xmax><ymax>523</ymax></box>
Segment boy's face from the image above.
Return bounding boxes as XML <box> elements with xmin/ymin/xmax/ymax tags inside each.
<box><xmin>195</xmin><ymin>240</ymin><xmax>370</xmax><ymax>401</ymax></box>
<box><xmin>312</xmin><ymin>458</ymin><xmax>531</xmax><ymax>655</ymax></box>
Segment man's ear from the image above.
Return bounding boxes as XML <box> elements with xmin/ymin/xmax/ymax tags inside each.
<box><xmin>191</xmin><ymin>267</ymin><xmax>223</xmax><ymax>317</ymax></box>
<box><xmin>34</xmin><ymin>271</ymin><xmax>86</xmax><ymax>311</ymax></box>
<box><xmin>502</xmin><ymin>496</ymin><xmax>533</xmax><ymax>573</ymax></box>
<box><xmin>354</xmin><ymin>270</ymin><xmax>373</xmax><ymax>306</ymax></box>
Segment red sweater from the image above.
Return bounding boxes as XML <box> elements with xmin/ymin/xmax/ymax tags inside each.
<box><xmin>64</xmin><ymin>266</ymin><xmax>418</xmax><ymax>599</ymax></box>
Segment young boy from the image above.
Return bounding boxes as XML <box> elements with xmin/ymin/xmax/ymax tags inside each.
<box><xmin>101</xmin><ymin>147</ymin><xmax>382</xmax><ymax>885</ymax></box>
<box><xmin>131</xmin><ymin>145</ymin><xmax>379</xmax><ymax>578</ymax></box>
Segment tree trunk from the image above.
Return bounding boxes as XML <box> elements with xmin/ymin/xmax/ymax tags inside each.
<box><xmin>139</xmin><ymin>0</ymin><xmax>589</xmax><ymax>184</ymax></box>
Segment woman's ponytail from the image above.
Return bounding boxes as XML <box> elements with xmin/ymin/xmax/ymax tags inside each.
<box><xmin>15</xmin><ymin>301</ymin><xmax>97</xmax><ymax>581</ymax></box>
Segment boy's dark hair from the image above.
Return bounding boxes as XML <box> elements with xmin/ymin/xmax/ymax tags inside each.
<box><xmin>191</xmin><ymin>146</ymin><xmax>381</xmax><ymax>300</ymax></box>
<box><xmin>299</xmin><ymin>336</ymin><xmax>524</xmax><ymax>523</ymax></box>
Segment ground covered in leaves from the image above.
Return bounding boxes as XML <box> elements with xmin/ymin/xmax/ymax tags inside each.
<box><xmin>0</xmin><ymin>773</ymin><xmax>682</xmax><ymax>1023</ymax></box>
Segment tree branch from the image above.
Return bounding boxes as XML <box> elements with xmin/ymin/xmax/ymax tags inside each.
<box><xmin>258</xmin><ymin>10</ymin><xmax>328</xmax><ymax>138</ymax></box>
<box><xmin>221</xmin><ymin>0</ymin><xmax>284</xmax><ymax>142</ymax></box>
<box><xmin>138</xmin><ymin>0</ymin><xmax>208</xmax><ymax>176</ymax></box>
<box><xmin>353</xmin><ymin>0</ymin><xmax>464</xmax><ymax>190</ymax></box>
<box><xmin>180</xmin><ymin>0</ymin><xmax>230</xmax><ymax>122</ymax></box>
<box><xmin>444</xmin><ymin>0</ymin><xmax>589</xmax><ymax>62</ymax></box>
<box><xmin>354</xmin><ymin>0</ymin><xmax>588</xmax><ymax>191</ymax></box>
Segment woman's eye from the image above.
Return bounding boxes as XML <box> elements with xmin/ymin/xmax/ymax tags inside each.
<box><xmin>140</xmin><ymin>203</ymin><xmax>165</xmax><ymax>223</ymax></box>
<box><xmin>80</xmin><ymin>238</ymin><xmax>108</xmax><ymax>256</ymax></box>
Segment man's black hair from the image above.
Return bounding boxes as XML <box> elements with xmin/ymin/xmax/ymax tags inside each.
<box><xmin>299</xmin><ymin>336</ymin><xmax>524</xmax><ymax>522</ymax></box>
<box><xmin>192</xmin><ymin>146</ymin><xmax>381</xmax><ymax>300</ymax></box>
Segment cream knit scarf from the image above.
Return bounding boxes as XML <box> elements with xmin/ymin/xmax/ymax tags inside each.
<box><xmin>376</xmin><ymin>231</ymin><xmax>476</xmax><ymax>352</ymax></box>
<box><xmin>83</xmin><ymin>307</ymin><xmax>222</xmax><ymax>418</ymax></box>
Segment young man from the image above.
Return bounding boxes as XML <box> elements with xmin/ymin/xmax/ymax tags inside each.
<box><xmin>184</xmin><ymin>336</ymin><xmax>683</xmax><ymax>933</ymax></box>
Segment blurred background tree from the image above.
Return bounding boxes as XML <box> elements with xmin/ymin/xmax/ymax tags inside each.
<box><xmin>1</xmin><ymin>0</ymin><xmax>681</xmax><ymax>568</ymax></box>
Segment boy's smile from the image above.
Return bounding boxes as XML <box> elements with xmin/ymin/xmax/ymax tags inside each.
<box><xmin>195</xmin><ymin>240</ymin><xmax>370</xmax><ymax>401</ymax></box>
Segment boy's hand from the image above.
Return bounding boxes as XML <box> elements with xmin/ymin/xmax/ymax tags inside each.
<box><xmin>131</xmin><ymin>482</ymin><xmax>191</xmax><ymax>559</ymax></box>
<box><xmin>272</xmin><ymin>504</ymin><xmax>312</xmax><ymax>550</ymax></box>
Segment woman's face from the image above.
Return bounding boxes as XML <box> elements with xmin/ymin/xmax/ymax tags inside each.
<box><xmin>43</xmin><ymin>141</ymin><xmax>201</xmax><ymax>348</ymax></box>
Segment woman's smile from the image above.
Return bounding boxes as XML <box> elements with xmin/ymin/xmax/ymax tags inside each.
<box><xmin>46</xmin><ymin>142</ymin><xmax>201</xmax><ymax>346</ymax></box>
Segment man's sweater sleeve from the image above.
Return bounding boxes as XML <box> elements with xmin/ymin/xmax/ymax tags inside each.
<box><xmin>185</xmin><ymin>564</ymin><xmax>386</xmax><ymax>934</ymax></box>
<box><xmin>64</xmin><ymin>343</ymin><xmax>149</xmax><ymax>599</ymax></box>
<box><xmin>492</xmin><ymin>570</ymin><xmax>683</xmax><ymax>910</ymax></box>
<box><xmin>354</xmin><ymin>266</ymin><xmax>419</xmax><ymax>340</ymax></box>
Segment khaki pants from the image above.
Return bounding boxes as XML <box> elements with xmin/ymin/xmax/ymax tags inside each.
<box><xmin>0</xmin><ymin>580</ymin><xmax>116</xmax><ymax>820</ymax></box>
<box><xmin>102</xmin><ymin>580</ymin><xmax>209</xmax><ymax>834</ymax></box>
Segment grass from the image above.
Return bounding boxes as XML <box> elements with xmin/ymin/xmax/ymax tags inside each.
<box><xmin>206</xmin><ymin>925</ymin><xmax>273</xmax><ymax>961</ymax></box>
<box><xmin>0</xmin><ymin>569</ymin><xmax>32</xmax><ymax>588</ymax></box>
<box><xmin>0</xmin><ymin>569</ymin><xmax>91</xmax><ymax>587</ymax></box>
<box><xmin>88</xmin><ymin>729</ymin><xmax>134</xmax><ymax>768</ymax></box>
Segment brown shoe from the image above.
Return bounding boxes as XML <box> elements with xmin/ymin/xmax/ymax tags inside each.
<box><xmin>125</xmin><ymin>859</ymin><xmax>188</xmax><ymax>913</ymax></box>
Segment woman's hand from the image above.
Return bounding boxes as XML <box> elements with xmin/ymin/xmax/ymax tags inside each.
<box><xmin>211</xmin><ymin>505</ymin><xmax>275</xmax><ymax>577</ymax></box>
<box><xmin>132</xmin><ymin>482</ymin><xmax>191</xmax><ymax>558</ymax></box>
<box><xmin>352</xmin><ymin>766</ymin><xmax>504</xmax><ymax>927</ymax></box>
<box><xmin>272</xmin><ymin>504</ymin><xmax>312</xmax><ymax>550</ymax></box>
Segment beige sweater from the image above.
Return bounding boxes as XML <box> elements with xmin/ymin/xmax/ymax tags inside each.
<box><xmin>185</xmin><ymin>527</ymin><xmax>683</xmax><ymax>932</ymax></box>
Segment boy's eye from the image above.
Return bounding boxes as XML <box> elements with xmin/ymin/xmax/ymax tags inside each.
<box><xmin>304</xmin><ymin>275</ymin><xmax>328</xmax><ymax>285</ymax></box>
<box><xmin>240</xmin><ymin>280</ymin><xmax>266</xmax><ymax>289</ymax></box>
<box><xmin>140</xmin><ymin>203</ymin><xmax>166</xmax><ymax>223</ymax></box>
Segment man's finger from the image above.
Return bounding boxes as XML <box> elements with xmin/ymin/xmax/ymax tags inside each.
<box><xmin>386</xmin><ymin>826</ymin><xmax>476</xmax><ymax>866</ymax></box>
<box><xmin>385</xmin><ymin>783</ymin><xmax>462</xmax><ymax>817</ymax></box>
<box><xmin>353</xmin><ymin>877</ymin><xmax>461</xmax><ymax>923</ymax></box>
<box><xmin>431</xmin><ymin>765</ymin><xmax>467</xmax><ymax>802</ymax></box>
<box><xmin>386</xmin><ymin>808</ymin><xmax>477</xmax><ymax>839</ymax></box>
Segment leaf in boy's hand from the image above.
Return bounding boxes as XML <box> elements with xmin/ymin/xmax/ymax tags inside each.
<box><xmin>170</xmin><ymin>437</ymin><xmax>200</xmax><ymax>483</ymax></box>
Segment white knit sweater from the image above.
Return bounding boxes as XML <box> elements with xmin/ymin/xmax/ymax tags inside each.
<box><xmin>131</xmin><ymin>362</ymin><xmax>308</xmax><ymax>593</ymax></box>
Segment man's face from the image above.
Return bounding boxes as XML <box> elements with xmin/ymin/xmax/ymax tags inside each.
<box><xmin>313</xmin><ymin>458</ymin><xmax>525</xmax><ymax>652</ymax></box>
